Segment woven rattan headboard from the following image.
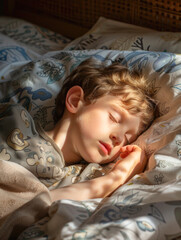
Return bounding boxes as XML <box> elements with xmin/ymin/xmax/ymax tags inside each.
<box><xmin>2</xmin><ymin>0</ymin><xmax>181</xmax><ymax>39</ymax></box>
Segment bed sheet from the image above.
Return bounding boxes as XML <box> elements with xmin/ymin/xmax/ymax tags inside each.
<box><xmin>0</xmin><ymin>17</ymin><xmax>181</xmax><ymax>240</ymax></box>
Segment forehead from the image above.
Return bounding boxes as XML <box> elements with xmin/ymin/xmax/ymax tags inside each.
<box><xmin>96</xmin><ymin>94</ymin><xmax>139</xmax><ymax>118</ymax></box>
<box><xmin>96</xmin><ymin>94</ymin><xmax>124</xmax><ymax>107</ymax></box>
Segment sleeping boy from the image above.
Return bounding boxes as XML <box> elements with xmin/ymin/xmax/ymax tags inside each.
<box><xmin>0</xmin><ymin>58</ymin><xmax>156</xmax><ymax>201</ymax></box>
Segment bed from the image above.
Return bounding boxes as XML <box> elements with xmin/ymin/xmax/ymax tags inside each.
<box><xmin>0</xmin><ymin>1</ymin><xmax>181</xmax><ymax>239</ymax></box>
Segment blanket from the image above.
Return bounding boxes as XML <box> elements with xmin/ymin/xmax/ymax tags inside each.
<box><xmin>0</xmin><ymin>160</ymin><xmax>52</xmax><ymax>240</ymax></box>
<box><xmin>0</xmin><ymin>158</ymin><xmax>110</xmax><ymax>239</ymax></box>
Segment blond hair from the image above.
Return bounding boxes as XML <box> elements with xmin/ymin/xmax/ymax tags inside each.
<box><xmin>55</xmin><ymin>58</ymin><xmax>156</xmax><ymax>132</ymax></box>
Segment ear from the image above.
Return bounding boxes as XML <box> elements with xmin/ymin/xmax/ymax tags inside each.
<box><xmin>65</xmin><ymin>86</ymin><xmax>84</xmax><ymax>113</ymax></box>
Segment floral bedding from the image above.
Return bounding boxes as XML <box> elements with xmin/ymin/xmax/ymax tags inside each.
<box><xmin>0</xmin><ymin>17</ymin><xmax>181</xmax><ymax>240</ymax></box>
<box><xmin>65</xmin><ymin>17</ymin><xmax>181</xmax><ymax>54</ymax></box>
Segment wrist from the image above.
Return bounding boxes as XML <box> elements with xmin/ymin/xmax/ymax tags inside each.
<box><xmin>106</xmin><ymin>169</ymin><xmax>128</xmax><ymax>189</ymax></box>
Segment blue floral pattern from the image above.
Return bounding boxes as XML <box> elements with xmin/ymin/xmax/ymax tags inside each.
<box><xmin>0</xmin><ymin>16</ymin><xmax>71</xmax><ymax>54</ymax></box>
<box><xmin>1</xmin><ymin>49</ymin><xmax>181</xmax><ymax>130</ymax></box>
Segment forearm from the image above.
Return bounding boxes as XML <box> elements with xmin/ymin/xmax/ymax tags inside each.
<box><xmin>50</xmin><ymin>145</ymin><xmax>146</xmax><ymax>202</ymax></box>
<box><xmin>50</xmin><ymin>171</ymin><xmax>126</xmax><ymax>202</ymax></box>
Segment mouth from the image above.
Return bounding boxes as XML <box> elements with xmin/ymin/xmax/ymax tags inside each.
<box><xmin>99</xmin><ymin>141</ymin><xmax>112</xmax><ymax>155</ymax></box>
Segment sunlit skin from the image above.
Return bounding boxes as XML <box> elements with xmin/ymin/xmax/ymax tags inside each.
<box><xmin>48</xmin><ymin>86</ymin><xmax>141</xmax><ymax>164</ymax></box>
<box><xmin>47</xmin><ymin>86</ymin><xmax>147</xmax><ymax>201</ymax></box>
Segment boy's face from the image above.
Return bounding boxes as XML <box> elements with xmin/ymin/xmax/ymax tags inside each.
<box><xmin>68</xmin><ymin>94</ymin><xmax>141</xmax><ymax>164</ymax></box>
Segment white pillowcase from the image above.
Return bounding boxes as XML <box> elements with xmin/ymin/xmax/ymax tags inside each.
<box><xmin>65</xmin><ymin>17</ymin><xmax>181</xmax><ymax>54</ymax></box>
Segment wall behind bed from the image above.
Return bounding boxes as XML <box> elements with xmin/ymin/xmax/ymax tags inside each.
<box><xmin>1</xmin><ymin>0</ymin><xmax>181</xmax><ymax>39</ymax></box>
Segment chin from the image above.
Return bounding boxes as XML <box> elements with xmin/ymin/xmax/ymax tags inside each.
<box><xmin>84</xmin><ymin>156</ymin><xmax>102</xmax><ymax>164</ymax></box>
<box><xmin>81</xmin><ymin>151</ymin><xmax>99</xmax><ymax>164</ymax></box>
<box><xmin>83</xmin><ymin>152</ymin><xmax>113</xmax><ymax>164</ymax></box>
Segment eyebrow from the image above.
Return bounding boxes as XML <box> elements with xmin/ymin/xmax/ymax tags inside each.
<box><xmin>111</xmin><ymin>103</ymin><xmax>126</xmax><ymax>117</ymax></box>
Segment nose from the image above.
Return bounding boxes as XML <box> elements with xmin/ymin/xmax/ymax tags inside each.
<box><xmin>110</xmin><ymin>133</ymin><xmax>122</xmax><ymax>146</ymax></box>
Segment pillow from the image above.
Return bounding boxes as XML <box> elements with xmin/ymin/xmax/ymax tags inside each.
<box><xmin>64</xmin><ymin>17</ymin><xmax>181</xmax><ymax>54</ymax></box>
<box><xmin>0</xmin><ymin>16</ymin><xmax>71</xmax><ymax>55</ymax></box>
<box><xmin>0</xmin><ymin>48</ymin><xmax>180</xmax><ymax>130</ymax></box>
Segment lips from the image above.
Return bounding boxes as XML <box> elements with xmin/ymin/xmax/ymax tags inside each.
<box><xmin>99</xmin><ymin>141</ymin><xmax>112</xmax><ymax>155</ymax></box>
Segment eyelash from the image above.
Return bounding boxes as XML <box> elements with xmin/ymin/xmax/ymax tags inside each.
<box><xmin>109</xmin><ymin>113</ymin><xmax>118</xmax><ymax>123</ymax></box>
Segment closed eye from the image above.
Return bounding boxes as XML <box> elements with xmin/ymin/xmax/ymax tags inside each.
<box><xmin>109</xmin><ymin>113</ymin><xmax>118</xmax><ymax>123</ymax></box>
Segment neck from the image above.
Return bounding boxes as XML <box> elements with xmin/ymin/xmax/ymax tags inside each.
<box><xmin>46</xmin><ymin>113</ymin><xmax>81</xmax><ymax>165</ymax></box>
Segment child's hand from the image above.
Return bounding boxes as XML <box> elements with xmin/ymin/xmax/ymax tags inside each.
<box><xmin>110</xmin><ymin>145</ymin><xmax>147</xmax><ymax>183</ymax></box>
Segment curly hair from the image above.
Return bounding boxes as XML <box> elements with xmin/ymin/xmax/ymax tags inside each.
<box><xmin>55</xmin><ymin>58</ymin><xmax>156</xmax><ymax>132</ymax></box>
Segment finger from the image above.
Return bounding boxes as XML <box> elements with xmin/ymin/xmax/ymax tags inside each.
<box><xmin>120</xmin><ymin>152</ymin><xmax>129</xmax><ymax>158</ymax></box>
<box><xmin>120</xmin><ymin>145</ymin><xmax>132</xmax><ymax>152</ymax></box>
<box><xmin>126</xmin><ymin>145</ymin><xmax>134</xmax><ymax>152</ymax></box>
<box><xmin>120</xmin><ymin>145</ymin><xmax>134</xmax><ymax>155</ymax></box>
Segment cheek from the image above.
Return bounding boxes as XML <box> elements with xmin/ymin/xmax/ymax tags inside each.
<box><xmin>112</xmin><ymin>146</ymin><xmax>121</xmax><ymax>158</ymax></box>
<box><xmin>78</xmin><ymin>111</ymin><xmax>108</xmax><ymax>138</ymax></box>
